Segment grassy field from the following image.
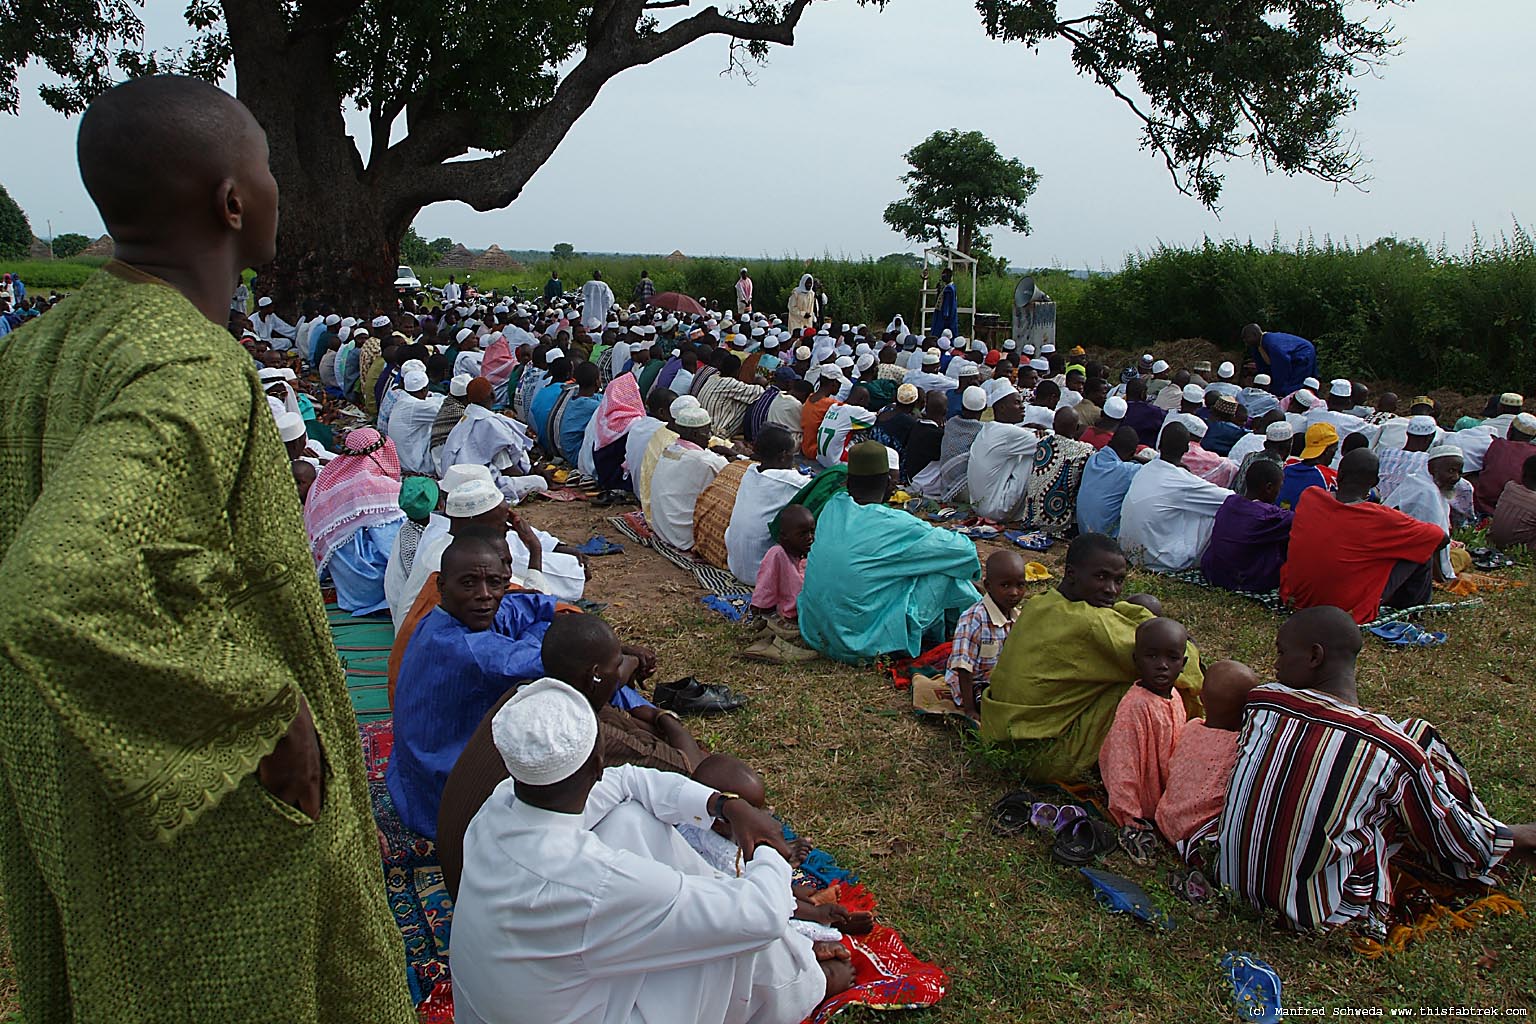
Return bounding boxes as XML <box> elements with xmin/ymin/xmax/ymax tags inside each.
<box><xmin>0</xmin><ymin>504</ymin><xmax>1530</xmax><ymax>1022</ymax></box>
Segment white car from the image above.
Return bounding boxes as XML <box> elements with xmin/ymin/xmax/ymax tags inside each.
<box><xmin>394</xmin><ymin>265</ymin><xmax>423</xmax><ymax>293</ymax></box>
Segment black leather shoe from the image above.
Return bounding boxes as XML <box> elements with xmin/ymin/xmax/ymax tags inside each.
<box><xmin>653</xmin><ymin>676</ymin><xmax>747</xmax><ymax>714</ymax></box>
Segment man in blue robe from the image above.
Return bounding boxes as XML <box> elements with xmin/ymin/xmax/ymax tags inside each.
<box><xmin>1243</xmin><ymin>322</ymin><xmax>1317</xmax><ymax>396</ymax></box>
<box><xmin>930</xmin><ymin>267</ymin><xmax>959</xmax><ymax>338</ymax></box>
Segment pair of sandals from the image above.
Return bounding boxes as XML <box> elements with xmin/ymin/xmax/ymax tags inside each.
<box><xmin>1469</xmin><ymin>546</ymin><xmax>1517</xmax><ymax>571</ymax></box>
<box><xmin>987</xmin><ymin>792</ymin><xmax>1116</xmax><ymax>866</ymax></box>
<box><xmin>1368</xmin><ymin>621</ymin><xmax>1447</xmax><ymax>647</ymax></box>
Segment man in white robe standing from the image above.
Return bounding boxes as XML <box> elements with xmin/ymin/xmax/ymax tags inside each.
<box><xmin>581</xmin><ymin>270</ymin><xmax>616</xmax><ymax>331</ymax></box>
<box><xmin>1118</xmin><ymin>420</ymin><xmax>1231</xmax><ymax>572</ymax></box>
<box><xmin>451</xmin><ymin>678</ymin><xmax>844</xmax><ymax>1024</ymax></box>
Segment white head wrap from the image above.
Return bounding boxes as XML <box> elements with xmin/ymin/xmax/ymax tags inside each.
<box><xmin>491</xmin><ymin>679</ymin><xmax>598</xmax><ymax>786</ymax></box>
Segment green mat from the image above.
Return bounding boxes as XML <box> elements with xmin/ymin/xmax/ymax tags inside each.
<box><xmin>327</xmin><ymin>603</ymin><xmax>395</xmax><ymax>723</ymax></box>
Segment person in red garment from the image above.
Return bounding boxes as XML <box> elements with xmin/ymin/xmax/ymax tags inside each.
<box><xmin>1279</xmin><ymin>450</ymin><xmax>1448</xmax><ymax>624</ymax></box>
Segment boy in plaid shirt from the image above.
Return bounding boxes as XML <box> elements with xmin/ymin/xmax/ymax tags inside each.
<box><xmin>946</xmin><ymin>550</ymin><xmax>1028</xmax><ymax>719</ymax></box>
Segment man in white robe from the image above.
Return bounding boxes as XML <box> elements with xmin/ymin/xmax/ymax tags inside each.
<box><xmin>1387</xmin><ymin>446</ymin><xmax>1463</xmax><ymax>582</ymax></box>
<box><xmin>648</xmin><ymin>406</ymin><xmax>731</xmax><ymax>550</ymax></box>
<box><xmin>437</xmin><ymin>402</ymin><xmax>547</xmax><ymax>503</ymax></box>
<box><xmin>966</xmin><ymin>382</ymin><xmax>1037</xmax><ymax>522</ymax></box>
<box><xmin>580</xmin><ymin>271</ymin><xmax>616</xmax><ymax>330</ymax></box>
<box><xmin>902</xmin><ymin>350</ymin><xmax>956</xmax><ymax>393</ymax></box>
<box><xmin>1306</xmin><ymin>379</ymin><xmax>1378</xmax><ymax>445</ymax></box>
<box><xmin>451</xmin><ymin>679</ymin><xmax>835</xmax><ymax>1024</ymax></box>
<box><xmin>1118</xmin><ymin>420</ymin><xmax>1230</xmax><ymax>572</ymax></box>
<box><xmin>386</xmin><ymin>369</ymin><xmax>446</xmax><ymax>475</ymax></box>
<box><xmin>724</xmin><ymin>427</ymin><xmax>807</xmax><ymax>585</ymax></box>
<box><xmin>250</xmin><ymin>295</ymin><xmax>295</xmax><ymax>348</ymax></box>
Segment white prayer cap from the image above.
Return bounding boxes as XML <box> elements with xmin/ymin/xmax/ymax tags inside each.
<box><xmin>764</xmin><ymin>337</ymin><xmax>780</xmax><ymax>350</ymax></box>
<box><xmin>445</xmin><ymin>478</ymin><xmax>503</xmax><ymax>518</ymax></box>
<box><xmin>440</xmin><ymin>464</ymin><xmax>493</xmax><ymax>494</ymax></box>
<box><xmin>493</xmin><ymin>304</ymin><xmax>509</xmax><ymax>315</ymax></box>
<box><xmin>402</xmin><ymin>370</ymin><xmax>429</xmax><ymax>391</ymax></box>
<box><xmin>841</xmin><ymin>323</ymin><xmax>851</xmax><ymax>333</ymax></box>
<box><xmin>1427</xmin><ymin>444</ymin><xmax>1464</xmax><ymax>462</ymax></box>
<box><xmin>342</xmin><ymin>317</ymin><xmax>358</xmax><ymax>328</ymax></box>
<box><xmin>794</xmin><ymin>346</ymin><xmax>812</xmax><ymax>360</ymax></box>
<box><xmin>1303</xmin><ymin>376</ymin><xmax>1321</xmax><ymax>390</ymax></box>
<box><xmin>986</xmin><ymin>381</ymin><xmax>1019</xmax><ymax>408</ymax></box>
<box><xmin>669</xmin><ymin>395</ymin><xmax>701</xmax><ymax>420</ymax></box>
<box><xmin>545</xmin><ymin>348</ymin><xmax>565</xmax><ymax>364</ymax></box>
<box><xmin>449</xmin><ymin>374</ymin><xmax>472</xmax><ymax>397</ymax></box>
<box><xmin>275</xmin><ymin>411</ymin><xmax>307</xmax><ymax>443</ymax></box>
<box><xmin>855</xmin><ymin>353</ymin><xmax>875</xmax><ymax>372</ymax></box>
<box><xmin>491</xmin><ymin>678</ymin><xmax>598</xmax><ymax>786</ymax></box>
<box><xmin>337</xmin><ymin>326</ymin><xmax>353</xmax><ymax>342</ymax></box>
<box><xmin>675</xmin><ymin>405</ymin><xmax>712</xmax><ymax>429</ymax></box>
<box><xmin>1181</xmin><ymin>383</ymin><xmax>1205</xmax><ymax>403</ymax></box>
<box><xmin>371</xmin><ymin>314</ymin><xmax>392</xmax><ymax>328</ymax></box>
<box><xmin>257</xmin><ymin>296</ymin><xmax>273</xmax><ymax>308</ymax></box>
<box><xmin>835</xmin><ymin>355</ymin><xmax>855</xmax><ymax>369</ymax></box>
<box><xmin>753</xmin><ymin>327</ymin><xmax>767</xmax><ymax>338</ymax></box>
<box><xmin>324</xmin><ymin>313</ymin><xmax>341</xmax><ymax>326</ymax></box>
<box><xmin>938</xmin><ymin>337</ymin><xmax>953</xmax><ymax>351</ymax></box>
<box><xmin>353</xmin><ymin>326</ymin><xmax>370</xmax><ymax>339</ymax></box>
<box><xmin>1514</xmin><ymin>412</ymin><xmax>1536</xmax><ymax>436</ymax></box>
<box><xmin>402</xmin><ymin>359</ymin><xmax>426</xmax><ymax>375</ymax></box>
<box><xmin>1500</xmin><ymin>392</ymin><xmax>1525</xmax><ymax>407</ymax></box>
<box><xmin>921</xmin><ymin>350</ymin><xmax>941</xmax><ymax>366</ymax></box>
<box><xmin>1029</xmin><ymin>358</ymin><xmax>1049</xmax><ymax>372</ymax></box>
<box><xmin>1022</xmin><ymin>344</ymin><xmax>1036</xmax><ymax>356</ymax></box>
<box><xmin>1151</xmin><ymin>359</ymin><xmax>1169</xmax><ymax>373</ymax></box>
<box><xmin>1253</xmin><ymin>373</ymin><xmax>1272</xmax><ymax>386</ymax></box>
<box><xmin>941</xmin><ymin>329</ymin><xmax>953</xmax><ymax>339</ymax></box>
<box><xmin>971</xmin><ymin>339</ymin><xmax>988</xmax><ymax>354</ymax></box>
<box><xmin>1003</xmin><ymin>339</ymin><xmax>1016</xmax><ymax>351</ymax></box>
<box><xmin>1103</xmin><ymin>396</ymin><xmax>1128</xmax><ymax>419</ymax></box>
<box><xmin>1329</xmin><ymin>378</ymin><xmax>1353</xmax><ymax>398</ymax></box>
<box><xmin>1024</xmin><ymin>405</ymin><xmax>1054</xmax><ymax>428</ymax></box>
<box><xmin>455</xmin><ymin>328</ymin><xmax>473</xmax><ymax>344</ymax></box>
<box><xmin>258</xmin><ymin>367</ymin><xmax>296</xmax><ymax>383</ymax></box>
<box><xmin>1215</xmin><ymin>361</ymin><xmax>1234</xmax><ymax>380</ymax></box>
<box><xmin>1407</xmin><ymin>415</ymin><xmax>1439</xmax><ymax>436</ymax></box>
<box><xmin>1041</xmin><ymin>343</ymin><xmax>1056</xmax><ymax>354</ymax></box>
<box><xmin>1179</xmin><ymin>412</ymin><xmax>1208</xmax><ymax>438</ymax></box>
<box><xmin>1292</xmin><ymin>389</ymin><xmax>1317</xmax><ymax>409</ymax></box>
<box><xmin>961</xmin><ymin>386</ymin><xmax>988</xmax><ymax>412</ymax></box>
<box><xmin>741</xmin><ymin>267</ymin><xmax>750</xmax><ymax>273</ymax></box>
<box><xmin>855</xmin><ymin>342</ymin><xmax>871</xmax><ymax>355</ymax></box>
<box><xmin>1266</xmin><ymin>421</ymin><xmax>1296</xmax><ymax>442</ymax></box>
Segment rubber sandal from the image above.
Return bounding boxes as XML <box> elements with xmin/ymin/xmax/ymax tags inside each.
<box><xmin>1118</xmin><ymin>821</ymin><xmax>1160</xmax><ymax>867</ymax></box>
<box><xmin>1051</xmin><ymin>817</ymin><xmax>1116</xmax><ymax>866</ymax></box>
<box><xmin>1003</xmin><ymin>529</ymin><xmax>1054</xmax><ymax>552</ymax></box>
<box><xmin>988</xmin><ymin>791</ymin><xmax>1038</xmax><ymax>837</ymax></box>
<box><xmin>1369</xmin><ymin>621</ymin><xmax>1446</xmax><ymax>647</ymax></box>
<box><xmin>1079</xmin><ymin>866</ymin><xmax>1174</xmax><ymax>930</ymax></box>
<box><xmin>575</xmin><ymin>535</ymin><xmax>624</xmax><ymax>556</ymax></box>
<box><xmin>1222</xmin><ymin>951</ymin><xmax>1282</xmax><ymax>1023</ymax></box>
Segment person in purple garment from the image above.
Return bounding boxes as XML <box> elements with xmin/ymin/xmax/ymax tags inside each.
<box><xmin>1200</xmin><ymin>459</ymin><xmax>1294</xmax><ymax>592</ymax></box>
<box><xmin>1121</xmin><ymin>377</ymin><xmax>1167</xmax><ymax>449</ymax></box>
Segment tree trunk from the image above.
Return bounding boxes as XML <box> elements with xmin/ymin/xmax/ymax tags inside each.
<box><xmin>957</xmin><ymin>223</ymin><xmax>974</xmax><ymax>257</ymax></box>
<box><xmin>225</xmin><ymin>0</ymin><xmax>415</xmax><ymax>317</ymax></box>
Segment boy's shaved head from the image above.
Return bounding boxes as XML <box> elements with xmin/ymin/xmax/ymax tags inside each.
<box><xmin>1201</xmin><ymin>660</ymin><xmax>1260</xmax><ymax>731</ymax></box>
<box><xmin>1135</xmin><ymin>616</ymin><xmax>1188</xmax><ymax>650</ymax></box>
<box><xmin>984</xmin><ymin>549</ymin><xmax>1026</xmax><ymax>578</ymax></box>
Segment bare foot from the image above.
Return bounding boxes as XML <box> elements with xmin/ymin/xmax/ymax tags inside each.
<box><xmin>789</xmin><ymin>837</ymin><xmax>814</xmax><ymax>866</ymax></box>
<box><xmin>815</xmin><ymin>943</ymin><xmax>855</xmax><ymax>997</ymax></box>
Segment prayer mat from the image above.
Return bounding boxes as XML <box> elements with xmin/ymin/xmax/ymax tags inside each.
<box><xmin>1162</xmin><ymin>568</ymin><xmax>1290</xmax><ymax>614</ymax></box>
<box><xmin>604</xmin><ymin>512</ymin><xmax>744</xmax><ymax>596</ymax></box>
<box><xmin>357</xmin><ymin>719</ymin><xmax>950</xmax><ymax>1022</ymax></box>
<box><xmin>328</xmin><ymin>602</ymin><xmax>393</xmax><ymax>722</ymax></box>
<box><xmin>910</xmin><ymin>669</ymin><xmax>975</xmax><ymax>724</ymax></box>
<box><xmin>886</xmin><ymin>642</ymin><xmax>953</xmax><ymax>692</ymax></box>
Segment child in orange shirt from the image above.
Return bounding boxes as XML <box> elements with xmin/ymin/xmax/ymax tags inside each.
<box><xmin>1099</xmin><ymin>617</ymin><xmax>1189</xmax><ymax>827</ymax></box>
<box><xmin>1155</xmin><ymin>660</ymin><xmax>1260</xmax><ymax>846</ymax></box>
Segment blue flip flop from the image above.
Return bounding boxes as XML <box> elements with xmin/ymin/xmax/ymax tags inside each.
<box><xmin>701</xmin><ymin>594</ymin><xmax>751</xmax><ymax>622</ymax></box>
<box><xmin>1222</xmin><ymin>951</ymin><xmax>1282</xmax><ymax>1023</ymax></box>
<box><xmin>1004</xmin><ymin>529</ymin><xmax>1054</xmax><ymax>552</ymax></box>
<box><xmin>1079</xmin><ymin>867</ymin><xmax>1174</xmax><ymax>930</ymax></box>
<box><xmin>576</xmin><ymin>535</ymin><xmax>624</xmax><ymax>556</ymax></box>
<box><xmin>1368</xmin><ymin>621</ymin><xmax>1446</xmax><ymax>647</ymax></box>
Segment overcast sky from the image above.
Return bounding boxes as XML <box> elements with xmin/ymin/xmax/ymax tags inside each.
<box><xmin>2</xmin><ymin>0</ymin><xmax>1531</xmax><ymax>269</ymax></box>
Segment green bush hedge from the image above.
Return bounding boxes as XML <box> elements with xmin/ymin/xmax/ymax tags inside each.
<box><xmin>0</xmin><ymin>258</ymin><xmax>108</xmax><ymax>291</ymax></box>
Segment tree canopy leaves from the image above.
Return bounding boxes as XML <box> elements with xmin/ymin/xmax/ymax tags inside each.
<box><xmin>0</xmin><ymin>182</ymin><xmax>31</xmax><ymax>259</ymax></box>
<box><xmin>884</xmin><ymin>130</ymin><xmax>1039</xmax><ymax>256</ymax></box>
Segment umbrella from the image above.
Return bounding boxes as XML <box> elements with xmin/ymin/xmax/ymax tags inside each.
<box><xmin>649</xmin><ymin>292</ymin><xmax>705</xmax><ymax>315</ymax></box>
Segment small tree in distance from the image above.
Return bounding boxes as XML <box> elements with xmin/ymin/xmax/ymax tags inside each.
<box><xmin>884</xmin><ymin>130</ymin><xmax>1039</xmax><ymax>260</ymax></box>
<box><xmin>552</xmin><ymin>242</ymin><xmax>575</xmax><ymax>261</ymax></box>
<box><xmin>51</xmin><ymin>232</ymin><xmax>91</xmax><ymax>258</ymax></box>
<box><xmin>0</xmin><ymin>182</ymin><xmax>31</xmax><ymax>260</ymax></box>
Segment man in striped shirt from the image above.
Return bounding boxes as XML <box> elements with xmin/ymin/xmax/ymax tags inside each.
<box><xmin>1218</xmin><ymin>606</ymin><xmax>1536</xmax><ymax>935</ymax></box>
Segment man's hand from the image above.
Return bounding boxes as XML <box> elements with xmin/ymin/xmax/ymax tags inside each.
<box><xmin>720</xmin><ymin>797</ymin><xmax>792</xmax><ymax>862</ymax></box>
<box><xmin>622</xmin><ymin>643</ymin><xmax>658</xmax><ymax>682</ymax></box>
<box><xmin>509</xmin><ymin>512</ymin><xmax>544</xmax><ymax>573</ymax></box>
<box><xmin>1507</xmin><ymin>822</ymin><xmax>1536</xmax><ymax>861</ymax></box>
<box><xmin>257</xmin><ymin>697</ymin><xmax>324</xmax><ymax>820</ymax></box>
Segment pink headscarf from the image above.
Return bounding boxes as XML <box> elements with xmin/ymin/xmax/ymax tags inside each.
<box><xmin>302</xmin><ymin>427</ymin><xmax>405</xmax><ymax>569</ymax></box>
<box><xmin>592</xmin><ymin>372</ymin><xmax>645</xmax><ymax>449</ymax></box>
<box><xmin>481</xmin><ymin>335</ymin><xmax>517</xmax><ymax>389</ymax></box>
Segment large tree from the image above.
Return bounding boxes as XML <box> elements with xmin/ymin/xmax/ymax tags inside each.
<box><xmin>1</xmin><ymin>0</ymin><xmax>1403</xmax><ymax>308</ymax></box>
<box><xmin>0</xmin><ymin>182</ymin><xmax>31</xmax><ymax>260</ymax></box>
<box><xmin>883</xmin><ymin>129</ymin><xmax>1039</xmax><ymax>257</ymax></box>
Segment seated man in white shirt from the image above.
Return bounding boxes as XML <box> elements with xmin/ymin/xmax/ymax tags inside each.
<box><xmin>967</xmin><ymin>381</ymin><xmax>1036</xmax><ymax>522</ymax></box>
<box><xmin>725</xmin><ymin>426</ymin><xmax>809</xmax><ymax>585</ymax></box>
<box><xmin>1118</xmin><ymin>420</ymin><xmax>1231</xmax><ymax>572</ymax></box>
<box><xmin>649</xmin><ymin>403</ymin><xmax>734</xmax><ymax>550</ymax></box>
<box><xmin>452</xmin><ymin>678</ymin><xmax>850</xmax><ymax>1024</ymax></box>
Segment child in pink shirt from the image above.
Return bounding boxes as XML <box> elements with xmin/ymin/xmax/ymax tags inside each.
<box><xmin>1155</xmin><ymin>660</ymin><xmax>1259</xmax><ymax>846</ymax></box>
<box><xmin>751</xmin><ymin>504</ymin><xmax>815</xmax><ymax>621</ymax></box>
<box><xmin>1099</xmin><ymin>617</ymin><xmax>1189</xmax><ymax>827</ymax></box>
